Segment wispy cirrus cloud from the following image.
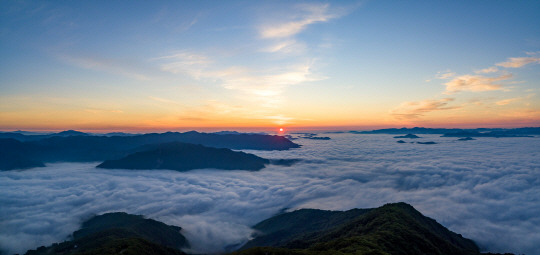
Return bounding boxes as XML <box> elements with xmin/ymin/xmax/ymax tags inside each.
<box><xmin>495</xmin><ymin>93</ymin><xmax>535</xmax><ymax>106</ymax></box>
<box><xmin>444</xmin><ymin>74</ymin><xmax>512</xmax><ymax>94</ymax></box>
<box><xmin>258</xmin><ymin>3</ymin><xmax>351</xmax><ymax>54</ymax></box>
<box><xmin>425</xmin><ymin>70</ymin><xmax>455</xmax><ymax>82</ymax></box>
<box><xmin>158</xmin><ymin>52</ymin><xmax>325</xmax><ymax>98</ymax></box>
<box><xmin>156</xmin><ymin>52</ymin><xmax>211</xmax><ymax>79</ymax></box>
<box><xmin>390</xmin><ymin>98</ymin><xmax>459</xmax><ymax>120</ymax></box>
<box><xmin>259</xmin><ymin>3</ymin><xmax>336</xmax><ymax>39</ymax></box>
<box><xmin>495</xmin><ymin>97</ymin><xmax>520</xmax><ymax>106</ymax></box>
<box><xmin>496</xmin><ymin>56</ymin><xmax>540</xmax><ymax>68</ymax></box>
<box><xmin>475</xmin><ymin>66</ymin><xmax>499</xmax><ymax>74</ymax></box>
<box><xmin>219</xmin><ymin>64</ymin><xmax>325</xmax><ymax>97</ymax></box>
<box><xmin>59</xmin><ymin>54</ymin><xmax>150</xmax><ymax>81</ymax></box>
<box><xmin>261</xmin><ymin>40</ymin><xmax>306</xmax><ymax>54</ymax></box>
<box><xmin>157</xmin><ymin>52</ymin><xmax>323</xmax><ymax>125</ymax></box>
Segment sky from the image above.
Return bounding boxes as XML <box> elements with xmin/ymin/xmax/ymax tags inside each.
<box><xmin>1</xmin><ymin>0</ymin><xmax>540</xmax><ymax>132</ymax></box>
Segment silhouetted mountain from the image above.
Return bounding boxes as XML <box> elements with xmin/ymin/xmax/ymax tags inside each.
<box><xmin>417</xmin><ymin>141</ymin><xmax>437</xmax><ymax>144</ymax></box>
<box><xmin>393</xmin><ymin>134</ymin><xmax>420</xmax><ymax>139</ymax></box>
<box><xmin>25</xmin><ymin>212</ymin><xmax>188</xmax><ymax>255</ymax></box>
<box><xmin>0</xmin><ymin>131</ymin><xmax>300</xmax><ymax>169</ymax></box>
<box><xmin>237</xmin><ymin>202</ymin><xmax>479</xmax><ymax>255</ymax></box>
<box><xmin>269</xmin><ymin>159</ymin><xmax>301</xmax><ymax>166</ymax></box>
<box><xmin>356</xmin><ymin>127</ymin><xmax>540</xmax><ymax>136</ymax></box>
<box><xmin>302</xmin><ymin>136</ymin><xmax>331</xmax><ymax>140</ymax></box>
<box><xmin>0</xmin><ymin>139</ymin><xmax>44</xmax><ymax>170</ymax></box>
<box><xmin>359</xmin><ymin>127</ymin><xmax>463</xmax><ymax>134</ymax></box>
<box><xmin>441</xmin><ymin>130</ymin><xmax>533</xmax><ymax>138</ymax></box>
<box><xmin>292</xmin><ymin>133</ymin><xmax>331</xmax><ymax>140</ymax></box>
<box><xmin>54</xmin><ymin>130</ymin><xmax>89</xmax><ymax>136</ymax></box>
<box><xmin>10</xmin><ymin>130</ymin><xmax>50</xmax><ymax>135</ymax></box>
<box><xmin>97</xmin><ymin>142</ymin><xmax>270</xmax><ymax>171</ymax></box>
<box><xmin>396</xmin><ymin>140</ymin><xmax>407</xmax><ymax>143</ymax></box>
<box><xmin>241</xmin><ymin>208</ymin><xmax>370</xmax><ymax>249</ymax></box>
<box><xmin>458</xmin><ymin>137</ymin><xmax>476</xmax><ymax>141</ymax></box>
<box><xmin>0</xmin><ymin>132</ymin><xmax>31</xmax><ymax>141</ymax></box>
<box><xmin>101</xmin><ymin>132</ymin><xmax>137</xmax><ymax>136</ymax></box>
<box><xmin>213</xmin><ymin>131</ymin><xmax>268</xmax><ymax>135</ymax></box>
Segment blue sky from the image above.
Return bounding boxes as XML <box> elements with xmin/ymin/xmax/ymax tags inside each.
<box><xmin>1</xmin><ymin>0</ymin><xmax>539</xmax><ymax>131</ymax></box>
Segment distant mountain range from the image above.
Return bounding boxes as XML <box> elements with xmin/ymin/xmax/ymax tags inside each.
<box><xmin>355</xmin><ymin>127</ymin><xmax>540</xmax><ymax>137</ymax></box>
<box><xmin>23</xmin><ymin>202</ymin><xmax>514</xmax><ymax>255</ymax></box>
<box><xmin>0</xmin><ymin>130</ymin><xmax>300</xmax><ymax>170</ymax></box>
<box><xmin>0</xmin><ymin>130</ymin><xmax>300</xmax><ymax>150</ymax></box>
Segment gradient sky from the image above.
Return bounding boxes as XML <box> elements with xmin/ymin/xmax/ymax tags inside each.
<box><xmin>1</xmin><ymin>1</ymin><xmax>539</xmax><ymax>132</ymax></box>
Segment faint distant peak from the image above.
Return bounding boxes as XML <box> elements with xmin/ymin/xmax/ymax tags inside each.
<box><xmin>54</xmin><ymin>130</ymin><xmax>89</xmax><ymax>136</ymax></box>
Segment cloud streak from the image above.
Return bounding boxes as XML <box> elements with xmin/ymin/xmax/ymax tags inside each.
<box><xmin>391</xmin><ymin>98</ymin><xmax>459</xmax><ymax>119</ymax></box>
<box><xmin>59</xmin><ymin>54</ymin><xmax>151</xmax><ymax>81</ymax></box>
<box><xmin>444</xmin><ymin>74</ymin><xmax>512</xmax><ymax>93</ymax></box>
<box><xmin>157</xmin><ymin>52</ymin><xmax>325</xmax><ymax>96</ymax></box>
<box><xmin>496</xmin><ymin>56</ymin><xmax>540</xmax><ymax>68</ymax></box>
<box><xmin>259</xmin><ymin>4</ymin><xmax>336</xmax><ymax>39</ymax></box>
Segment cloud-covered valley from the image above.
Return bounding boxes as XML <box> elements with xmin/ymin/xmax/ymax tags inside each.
<box><xmin>1</xmin><ymin>134</ymin><xmax>539</xmax><ymax>254</ymax></box>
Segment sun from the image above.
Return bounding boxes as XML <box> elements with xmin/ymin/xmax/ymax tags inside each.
<box><xmin>279</xmin><ymin>128</ymin><xmax>284</xmax><ymax>132</ymax></box>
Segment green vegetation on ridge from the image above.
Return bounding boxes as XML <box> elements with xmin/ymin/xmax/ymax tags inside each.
<box><xmin>236</xmin><ymin>203</ymin><xmax>479</xmax><ymax>255</ymax></box>
<box><xmin>24</xmin><ymin>212</ymin><xmax>188</xmax><ymax>255</ymax></box>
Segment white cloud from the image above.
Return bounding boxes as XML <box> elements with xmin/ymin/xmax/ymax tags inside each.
<box><xmin>444</xmin><ymin>74</ymin><xmax>512</xmax><ymax>93</ymax></box>
<box><xmin>59</xmin><ymin>54</ymin><xmax>150</xmax><ymax>81</ymax></box>
<box><xmin>156</xmin><ymin>52</ymin><xmax>211</xmax><ymax>79</ymax></box>
<box><xmin>475</xmin><ymin>67</ymin><xmax>499</xmax><ymax>74</ymax></box>
<box><xmin>1</xmin><ymin>135</ymin><xmax>540</xmax><ymax>255</ymax></box>
<box><xmin>259</xmin><ymin>3</ymin><xmax>336</xmax><ymax>39</ymax></box>
<box><xmin>148</xmin><ymin>96</ymin><xmax>183</xmax><ymax>106</ymax></box>
<box><xmin>496</xmin><ymin>57</ymin><xmax>540</xmax><ymax>68</ymax></box>
<box><xmin>262</xmin><ymin>40</ymin><xmax>306</xmax><ymax>54</ymax></box>
<box><xmin>158</xmin><ymin>52</ymin><xmax>325</xmax><ymax>98</ymax></box>
<box><xmin>435</xmin><ymin>70</ymin><xmax>456</xmax><ymax>80</ymax></box>
<box><xmin>495</xmin><ymin>97</ymin><xmax>520</xmax><ymax>106</ymax></box>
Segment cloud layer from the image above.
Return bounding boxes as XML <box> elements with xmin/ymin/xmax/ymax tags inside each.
<box><xmin>1</xmin><ymin>134</ymin><xmax>539</xmax><ymax>255</ymax></box>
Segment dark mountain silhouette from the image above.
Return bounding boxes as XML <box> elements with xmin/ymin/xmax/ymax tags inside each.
<box><xmin>54</xmin><ymin>130</ymin><xmax>89</xmax><ymax>136</ymax></box>
<box><xmin>237</xmin><ymin>202</ymin><xmax>479</xmax><ymax>255</ymax></box>
<box><xmin>294</xmin><ymin>133</ymin><xmax>331</xmax><ymax>140</ymax></box>
<box><xmin>396</xmin><ymin>140</ymin><xmax>407</xmax><ymax>143</ymax></box>
<box><xmin>101</xmin><ymin>132</ymin><xmax>137</xmax><ymax>137</ymax></box>
<box><xmin>356</xmin><ymin>127</ymin><xmax>540</xmax><ymax>136</ymax></box>
<box><xmin>25</xmin><ymin>212</ymin><xmax>188</xmax><ymax>255</ymax></box>
<box><xmin>417</xmin><ymin>141</ymin><xmax>437</xmax><ymax>144</ymax></box>
<box><xmin>97</xmin><ymin>142</ymin><xmax>270</xmax><ymax>171</ymax></box>
<box><xmin>269</xmin><ymin>159</ymin><xmax>301</xmax><ymax>166</ymax></box>
<box><xmin>302</xmin><ymin>136</ymin><xmax>331</xmax><ymax>140</ymax></box>
<box><xmin>0</xmin><ymin>130</ymin><xmax>300</xmax><ymax>151</ymax></box>
<box><xmin>0</xmin><ymin>139</ymin><xmax>44</xmax><ymax>170</ymax></box>
<box><xmin>0</xmin><ymin>131</ymin><xmax>300</xmax><ymax>169</ymax></box>
<box><xmin>393</xmin><ymin>134</ymin><xmax>420</xmax><ymax>139</ymax></box>
<box><xmin>441</xmin><ymin>130</ymin><xmax>533</xmax><ymax>138</ymax></box>
<box><xmin>241</xmin><ymin>208</ymin><xmax>370</xmax><ymax>249</ymax></box>
<box><xmin>358</xmin><ymin>127</ymin><xmax>463</xmax><ymax>134</ymax></box>
<box><xmin>458</xmin><ymin>137</ymin><xmax>476</xmax><ymax>141</ymax></box>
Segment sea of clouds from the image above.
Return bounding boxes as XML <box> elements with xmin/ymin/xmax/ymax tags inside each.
<box><xmin>1</xmin><ymin>134</ymin><xmax>539</xmax><ymax>255</ymax></box>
